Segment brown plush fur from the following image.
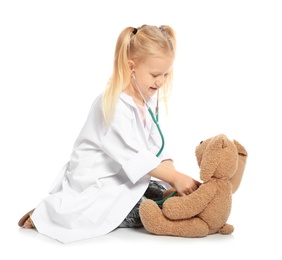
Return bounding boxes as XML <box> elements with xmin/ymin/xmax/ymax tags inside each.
<box><xmin>139</xmin><ymin>134</ymin><xmax>248</xmax><ymax>237</ymax></box>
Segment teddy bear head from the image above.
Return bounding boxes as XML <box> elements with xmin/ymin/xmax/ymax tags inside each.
<box><xmin>195</xmin><ymin>134</ymin><xmax>247</xmax><ymax>192</ymax></box>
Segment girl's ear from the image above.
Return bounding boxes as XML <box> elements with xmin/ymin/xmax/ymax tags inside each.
<box><xmin>128</xmin><ymin>60</ymin><xmax>135</xmax><ymax>71</ymax></box>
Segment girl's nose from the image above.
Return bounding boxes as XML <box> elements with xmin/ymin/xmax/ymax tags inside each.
<box><xmin>155</xmin><ymin>81</ymin><xmax>161</xmax><ymax>88</ymax></box>
<box><xmin>156</xmin><ymin>76</ymin><xmax>165</xmax><ymax>88</ymax></box>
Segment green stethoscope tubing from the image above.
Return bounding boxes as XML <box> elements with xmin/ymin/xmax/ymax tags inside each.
<box><xmin>132</xmin><ymin>75</ymin><xmax>177</xmax><ymax>205</ymax></box>
<box><xmin>147</xmin><ymin>106</ymin><xmax>177</xmax><ymax>205</ymax></box>
<box><xmin>155</xmin><ymin>190</ymin><xmax>177</xmax><ymax>205</ymax></box>
<box><xmin>147</xmin><ymin>107</ymin><xmax>164</xmax><ymax>157</ymax></box>
<box><xmin>132</xmin><ymin>74</ymin><xmax>177</xmax><ymax>204</ymax></box>
<box><xmin>132</xmin><ymin>74</ymin><xmax>165</xmax><ymax>157</ymax></box>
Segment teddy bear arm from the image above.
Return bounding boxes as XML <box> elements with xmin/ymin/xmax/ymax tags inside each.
<box><xmin>163</xmin><ymin>182</ymin><xmax>217</xmax><ymax>220</ymax></box>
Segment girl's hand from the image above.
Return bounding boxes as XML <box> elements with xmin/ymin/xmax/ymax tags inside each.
<box><xmin>149</xmin><ymin>162</ymin><xmax>201</xmax><ymax>196</ymax></box>
<box><xmin>172</xmin><ymin>174</ymin><xmax>201</xmax><ymax>196</ymax></box>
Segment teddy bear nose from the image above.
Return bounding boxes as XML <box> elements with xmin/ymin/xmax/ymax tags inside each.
<box><xmin>200</xmin><ymin>141</ymin><xmax>203</xmax><ymax>144</ymax></box>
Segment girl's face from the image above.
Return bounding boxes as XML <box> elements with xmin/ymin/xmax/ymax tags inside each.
<box><xmin>127</xmin><ymin>55</ymin><xmax>174</xmax><ymax>105</ymax></box>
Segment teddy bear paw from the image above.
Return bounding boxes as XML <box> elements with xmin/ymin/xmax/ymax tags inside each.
<box><xmin>219</xmin><ymin>223</ymin><xmax>234</xmax><ymax>235</ymax></box>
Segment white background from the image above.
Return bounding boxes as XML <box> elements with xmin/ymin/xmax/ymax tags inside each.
<box><xmin>1</xmin><ymin>0</ymin><xmax>281</xmax><ymax>259</ymax></box>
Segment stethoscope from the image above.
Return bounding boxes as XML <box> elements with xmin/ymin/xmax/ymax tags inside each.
<box><xmin>132</xmin><ymin>72</ymin><xmax>178</xmax><ymax>204</ymax></box>
<box><xmin>132</xmin><ymin>73</ymin><xmax>164</xmax><ymax>157</ymax></box>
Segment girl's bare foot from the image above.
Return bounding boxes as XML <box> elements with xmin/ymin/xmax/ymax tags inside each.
<box><xmin>18</xmin><ymin>209</ymin><xmax>35</xmax><ymax>228</ymax></box>
<box><xmin>23</xmin><ymin>217</ymin><xmax>34</xmax><ymax>229</ymax></box>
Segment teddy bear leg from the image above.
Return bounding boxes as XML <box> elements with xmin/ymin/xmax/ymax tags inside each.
<box><xmin>139</xmin><ymin>200</ymin><xmax>209</xmax><ymax>237</ymax></box>
<box><xmin>139</xmin><ymin>199</ymin><xmax>169</xmax><ymax>235</ymax></box>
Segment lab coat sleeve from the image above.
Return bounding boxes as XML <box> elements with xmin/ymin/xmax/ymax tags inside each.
<box><xmin>121</xmin><ymin>149</ymin><xmax>161</xmax><ymax>184</ymax></box>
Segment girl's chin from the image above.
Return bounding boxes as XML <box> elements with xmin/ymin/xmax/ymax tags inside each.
<box><xmin>144</xmin><ymin>88</ymin><xmax>158</xmax><ymax>99</ymax></box>
<box><xmin>149</xmin><ymin>87</ymin><xmax>158</xmax><ymax>93</ymax></box>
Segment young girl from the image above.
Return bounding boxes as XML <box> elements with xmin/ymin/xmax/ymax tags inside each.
<box><xmin>18</xmin><ymin>24</ymin><xmax>201</xmax><ymax>243</ymax></box>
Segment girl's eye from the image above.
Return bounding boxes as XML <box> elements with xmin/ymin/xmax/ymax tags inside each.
<box><xmin>152</xmin><ymin>73</ymin><xmax>169</xmax><ymax>78</ymax></box>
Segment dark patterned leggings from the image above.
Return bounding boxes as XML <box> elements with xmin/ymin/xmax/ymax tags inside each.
<box><xmin>119</xmin><ymin>180</ymin><xmax>167</xmax><ymax>228</ymax></box>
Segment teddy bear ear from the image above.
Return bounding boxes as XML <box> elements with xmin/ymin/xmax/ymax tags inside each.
<box><xmin>233</xmin><ymin>139</ymin><xmax>248</xmax><ymax>157</ymax></box>
<box><xmin>200</xmin><ymin>134</ymin><xmax>227</xmax><ymax>182</ymax></box>
<box><xmin>230</xmin><ymin>139</ymin><xmax>248</xmax><ymax>193</ymax></box>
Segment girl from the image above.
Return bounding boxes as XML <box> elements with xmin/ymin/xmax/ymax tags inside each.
<box><xmin>18</xmin><ymin>24</ymin><xmax>201</xmax><ymax>243</ymax></box>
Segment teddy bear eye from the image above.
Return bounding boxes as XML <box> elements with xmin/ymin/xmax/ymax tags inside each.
<box><xmin>200</xmin><ymin>141</ymin><xmax>203</xmax><ymax>144</ymax></box>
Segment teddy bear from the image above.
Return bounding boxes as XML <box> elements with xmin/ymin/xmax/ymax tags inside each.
<box><xmin>139</xmin><ymin>134</ymin><xmax>248</xmax><ymax>237</ymax></box>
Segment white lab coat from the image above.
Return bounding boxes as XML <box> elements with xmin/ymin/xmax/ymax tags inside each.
<box><xmin>31</xmin><ymin>92</ymin><xmax>171</xmax><ymax>243</ymax></box>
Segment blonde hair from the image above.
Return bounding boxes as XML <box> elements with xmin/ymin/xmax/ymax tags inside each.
<box><xmin>102</xmin><ymin>24</ymin><xmax>176</xmax><ymax>124</ymax></box>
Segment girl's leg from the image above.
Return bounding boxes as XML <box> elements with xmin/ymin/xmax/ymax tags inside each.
<box><xmin>119</xmin><ymin>198</ymin><xmax>144</xmax><ymax>228</ymax></box>
<box><xmin>119</xmin><ymin>180</ymin><xmax>167</xmax><ymax>228</ymax></box>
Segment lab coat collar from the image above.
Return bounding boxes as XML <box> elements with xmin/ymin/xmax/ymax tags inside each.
<box><xmin>120</xmin><ymin>92</ymin><xmax>155</xmax><ymax>108</ymax></box>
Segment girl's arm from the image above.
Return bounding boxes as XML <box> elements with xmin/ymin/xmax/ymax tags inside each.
<box><xmin>149</xmin><ymin>160</ymin><xmax>201</xmax><ymax>195</ymax></box>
